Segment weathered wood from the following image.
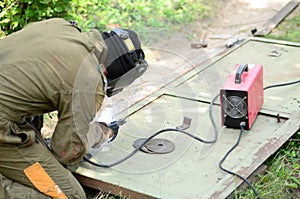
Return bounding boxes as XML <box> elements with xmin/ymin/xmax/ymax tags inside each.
<box><xmin>254</xmin><ymin>0</ymin><xmax>299</xmax><ymax>36</ymax></box>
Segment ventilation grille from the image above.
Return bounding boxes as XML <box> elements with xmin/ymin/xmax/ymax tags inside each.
<box><xmin>223</xmin><ymin>95</ymin><xmax>247</xmax><ymax>119</ymax></box>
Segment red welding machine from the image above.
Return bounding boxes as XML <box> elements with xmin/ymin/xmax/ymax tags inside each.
<box><xmin>220</xmin><ymin>64</ymin><xmax>263</xmax><ymax>130</ymax></box>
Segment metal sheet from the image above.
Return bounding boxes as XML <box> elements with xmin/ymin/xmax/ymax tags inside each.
<box><xmin>75</xmin><ymin>95</ymin><xmax>298</xmax><ymax>198</ymax></box>
<box><xmin>74</xmin><ymin>38</ymin><xmax>300</xmax><ymax>198</ymax></box>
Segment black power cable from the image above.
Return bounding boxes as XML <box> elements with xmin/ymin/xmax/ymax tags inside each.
<box><xmin>84</xmin><ymin>127</ymin><xmax>216</xmax><ymax>168</ymax></box>
<box><xmin>218</xmin><ymin>123</ymin><xmax>261</xmax><ymax>199</ymax></box>
<box><xmin>83</xmin><ymin>94</ymin><xmax>220</xmax><ymax>168</ymax></box>
<box><xmin>264</xmin><ymin>79</ymin><xmax>300</xmax><ymax>91</ymax></box>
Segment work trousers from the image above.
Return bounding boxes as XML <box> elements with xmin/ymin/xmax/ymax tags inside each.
<box><xmin>0</xmin><ymin>142</ymin><xmax>86</xmax><ymax>199</ymax></box>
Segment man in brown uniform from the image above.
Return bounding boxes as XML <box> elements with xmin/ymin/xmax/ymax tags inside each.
<box><xmin>0</xmin><ymin>18</ymin><xmax>147</xmax><ymax>198</ymax></box>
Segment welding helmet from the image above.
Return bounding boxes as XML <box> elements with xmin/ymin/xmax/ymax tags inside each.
<box><xmin>102</xmin><ymin>28</ymin><xmax>148</xmax><ymax>97</ymax></box>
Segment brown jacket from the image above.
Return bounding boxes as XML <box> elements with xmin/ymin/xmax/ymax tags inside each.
<box><xmin>0</xmin><ymin>18</ymin><xmax>107</xmax><ymax>165</ymax></box>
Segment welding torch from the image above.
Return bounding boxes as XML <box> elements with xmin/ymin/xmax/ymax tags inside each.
<box><xmin>106</xmin><ymin>118</ymin><xmax>126</xmax><ymax>142</ymax></box>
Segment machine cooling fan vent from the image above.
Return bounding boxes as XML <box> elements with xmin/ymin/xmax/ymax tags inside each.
<box><xmin>223</xmin><ymin>95</ymin><xmax>247</xmax><ymax>119</ymax></box>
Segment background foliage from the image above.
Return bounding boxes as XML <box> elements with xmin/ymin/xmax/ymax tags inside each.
<box><xmin>0</xmin><ymin>0</ymin><xmax>70</xmax><ymax>36</ymax></box>
<box><xmin>0</xmin><ymin>0</ymin><xmax>209</xmax><ymax>38</ymax></box>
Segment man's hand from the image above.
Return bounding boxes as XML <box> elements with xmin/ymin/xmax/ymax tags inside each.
<box><xmin>87</xmin><ymin>122</ymin><xmax>114</xmax><ymax>149</ymax></box>
<box><xmin>97</xmin><ymin>107</ymin><xmax>126</xmax><ymax>142</ymax></box>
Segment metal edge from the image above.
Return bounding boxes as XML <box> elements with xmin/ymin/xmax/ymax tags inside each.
<box><xmin>75</xmin><ymin>173</ymin><xmax>157</xmax><ymax>199</ymax></box>
<box><xmin>248</xmin><ymin>36</ymin><xmax>300</xmax><ymax>47</ymax></box>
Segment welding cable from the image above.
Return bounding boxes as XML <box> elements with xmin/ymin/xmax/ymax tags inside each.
<box><xmin>84</xmin><ymin>127</ymin><xmax>216</xmax><ymax>168</ymax></box>
<box><xmin>218</xmin><ymin>123</ymin><xmax>261</xmax><ymax>199</ymax></box>
<box><xmin>264</xmin><ymin>79</ymin><xmax>300</xmax><ymax>91</ymax></box>
<box><xmin>208</xmin><ymin>93</ymin><xmax>220</xmax><ymax>143</ymax></box>
<box><xmin>83</xmin><ymin>94</ymin><xmax>220</xmax><ymax>168</ymax></box>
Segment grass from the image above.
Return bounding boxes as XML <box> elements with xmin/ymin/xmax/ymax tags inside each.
<box><xmin>236</xmin><ymin>7</ymin><xmax>300</xmax><ymax>199</ymax></box>
<box><xmin>266</xmin><ymin>8</ymin><xmax>300</xmax><ymax>43</ymax></box>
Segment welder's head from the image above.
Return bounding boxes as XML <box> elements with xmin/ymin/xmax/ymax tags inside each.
<box><xmin>102</xmin><ymin>28</ymin><xmax>148</xmax><ymax>97</ymax></box>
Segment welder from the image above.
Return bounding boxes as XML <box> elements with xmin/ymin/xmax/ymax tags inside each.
<box><xmin>0</xmin><ymin>18</ymin><xmax>147</xmax><ymax>198</ymax></box>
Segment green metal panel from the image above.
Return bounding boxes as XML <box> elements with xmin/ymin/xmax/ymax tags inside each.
<box><xmin>74</xmin><ymin>38</ymin><xmax>300</xmax><ymax>198</ymax></box>
<box><xmin>75</xmin><ymin>95</ymin><xmax>296</xmax><ymax>198</ymax></box>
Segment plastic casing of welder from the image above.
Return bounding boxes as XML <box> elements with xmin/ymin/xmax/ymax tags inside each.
<box><xmin>220</xmin><ymin>64</ymin><xmax>264</xmax><ymax>130</ymax></box>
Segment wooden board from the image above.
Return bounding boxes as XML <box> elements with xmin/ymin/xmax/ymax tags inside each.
<box><xmin>254</xmin><ymin>0</ymin><xmax>299</xmax><ymax>36</ymax></box>
<box><xmin>73</xmin><ymin>38</ymin><xmax>300</xmax><ymax>198</ymax></box>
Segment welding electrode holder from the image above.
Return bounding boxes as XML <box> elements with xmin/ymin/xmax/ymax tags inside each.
<box><xmin>107</xmin><ymin>121</ymin><xmax>119</xmax><ymax>142</ymax></box>
<box><xmin>107</xmin><ymin>119</ymin><xmax>126</xmax><ymax>142</ymax></box>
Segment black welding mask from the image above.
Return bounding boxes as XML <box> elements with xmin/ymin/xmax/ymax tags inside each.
<box><xmin>102</xmin><ymin>28</ymin><xmax>148</xmax><ymax>97</ymax></box>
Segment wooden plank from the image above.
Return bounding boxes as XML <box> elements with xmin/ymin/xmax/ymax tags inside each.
<box><xmin>254</xmin><ymin>0</ymin><xmax>299</xmax><ymax>36</ymax></box>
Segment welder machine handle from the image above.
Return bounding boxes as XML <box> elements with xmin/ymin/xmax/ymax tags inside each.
<box><xmin>235</xmin><ymin>64</ymin><xmax>248</xmax><ymax>84</ymax></box>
